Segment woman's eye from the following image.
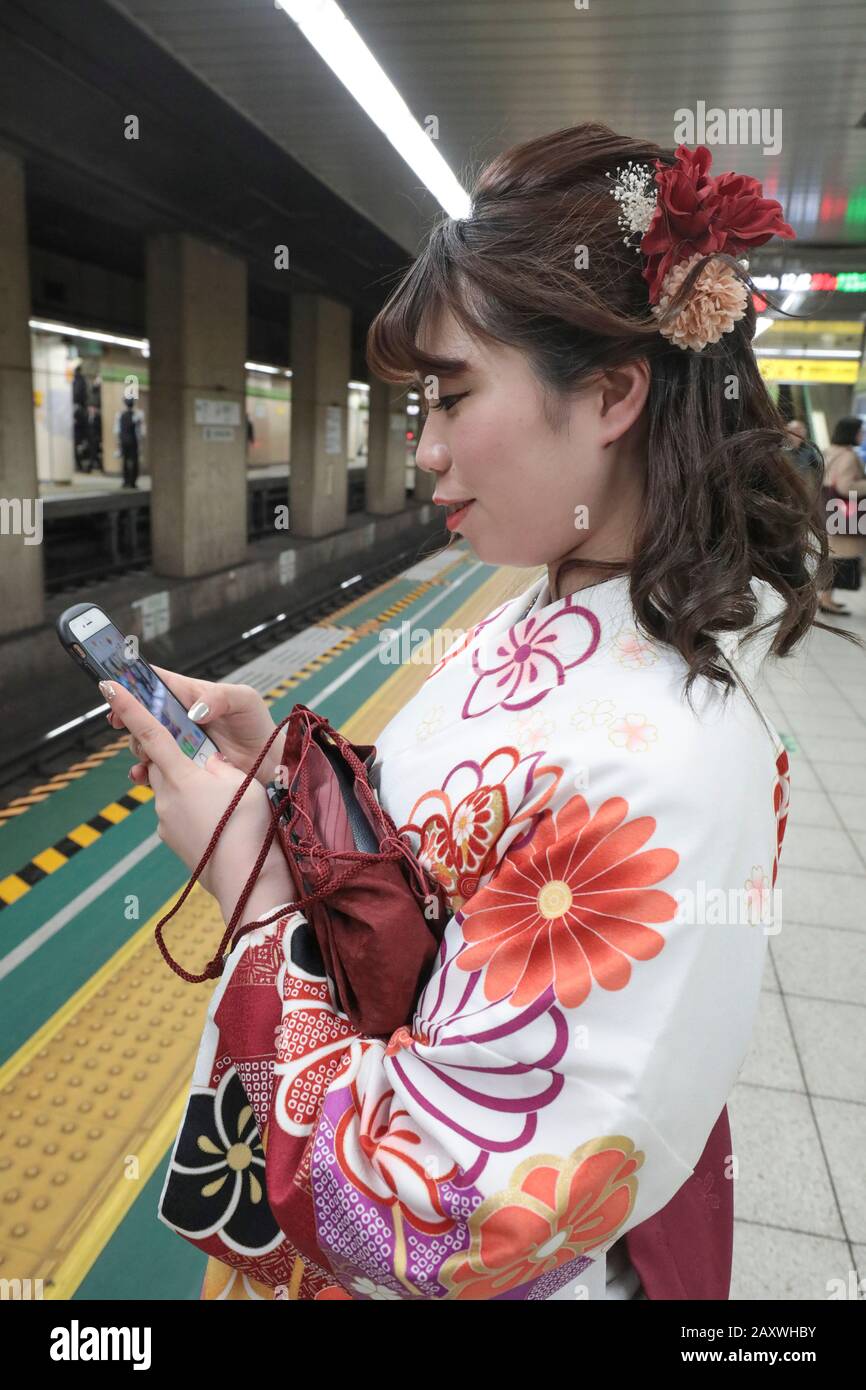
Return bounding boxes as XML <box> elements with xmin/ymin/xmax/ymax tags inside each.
<box><xmin>428</xmin><ymin>391</ymin><xmax>469</xmax><ymax>414</ymax></box>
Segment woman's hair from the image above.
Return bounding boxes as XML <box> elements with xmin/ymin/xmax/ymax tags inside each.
<box><xmin>831</xmin><ymin>416</ymin><xmax>864</xmax><ymax>447</ymax></box>
<box><xmin>366</xmin><ymin>121</ymin><xmax>864</xmax><ymax>706</ymax></box>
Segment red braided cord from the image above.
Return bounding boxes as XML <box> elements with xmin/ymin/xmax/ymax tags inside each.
<box><xmin>153</xmin><ymin>710</ymin><xmax>296</xmax><ymax>982</ymax></box>
<box><xmin>153</xmin><ymin>703</ymin><xmax>441</xmax><ymax>983</ymax></box>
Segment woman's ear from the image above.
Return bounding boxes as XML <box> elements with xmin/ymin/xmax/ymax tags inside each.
<box><xmin>597</xmin><ymin>359</ymin><xmax>650</xmax><ymax>446</ymax></box>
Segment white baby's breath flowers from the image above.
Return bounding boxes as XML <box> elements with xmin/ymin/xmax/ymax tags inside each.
<box><xmin>606</xmin><ymin>161</ymin><xmax>658</xmax><ymax>245</ymax></box>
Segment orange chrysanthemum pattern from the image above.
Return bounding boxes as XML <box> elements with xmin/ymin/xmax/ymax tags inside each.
<box><xmin>457</xmin><ymin>793</ymin><xmax>680</xmax><ymax>1007</ymax></box>
<box><xmin>439</xmin><ymin>1135</ymin><xmax>644</xmax><ymax>1299</ymax></box>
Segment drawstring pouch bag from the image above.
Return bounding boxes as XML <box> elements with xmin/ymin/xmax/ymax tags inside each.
<box><xmin>153</xmin><ymin>701</ymin><xmax>451</xmax><ymax>1035</ymax></box>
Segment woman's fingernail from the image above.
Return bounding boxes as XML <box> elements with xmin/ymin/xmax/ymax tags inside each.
<box><xmin>99</xmin><ymin>681</ymin><xmax>116</xmax><ymax>701</ymax></box>
<box><xmin>189</xmin><ymin>701</ymin><xmax>209</xmax><ymax>721</ymax></box>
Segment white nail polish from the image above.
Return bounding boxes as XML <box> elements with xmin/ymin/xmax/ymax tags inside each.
<box><xmin>189</xmin><ymin>701</ymin><xmax>209</xmax><ymax>721</ymax></box>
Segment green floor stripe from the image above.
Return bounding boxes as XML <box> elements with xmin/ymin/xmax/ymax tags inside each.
<box><xmin>73</xmin><ymin>1151</ymin><xmax>205</xmax><ymax>1302</ymax></box>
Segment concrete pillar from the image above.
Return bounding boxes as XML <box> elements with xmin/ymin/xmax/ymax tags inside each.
<box><xmin>0</xmin><ymin>150</ymin><xmax>44</xmax><ymax>635</ymax></box>
<box><xmin>289</xmin><ymin>293</ymin><xmax>351</xmax><ymax>537</ymax></box>
<box><xmin>146</xmin><ymin>233</ymin><xmax>247</xmax><ymax>576</ymax></box>
<box><xmin>366</xmin><ymin>379</ymin><xmax>408</xmax><ymax>514</ymax></box>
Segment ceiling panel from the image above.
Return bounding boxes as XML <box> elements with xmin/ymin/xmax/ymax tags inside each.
<box><xmin>107</xmin><ymin>0</ymin><xmax>866</xmax><ymax>254</ymax></box>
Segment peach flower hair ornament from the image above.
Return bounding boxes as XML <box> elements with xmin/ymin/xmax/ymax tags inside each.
<box><xmin>606</xmin><ymin>144</ymin><xmax>795</xmax><ymax>351</ymax></box>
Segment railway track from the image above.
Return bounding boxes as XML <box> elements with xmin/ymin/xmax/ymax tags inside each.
<box><xmin>0</xmin><ymin>536</ymin><xmax>448</xmax><ymax>807</ymax></box>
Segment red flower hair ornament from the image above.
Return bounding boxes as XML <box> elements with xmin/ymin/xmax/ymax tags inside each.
<box><xmin>607</xmin><ymin>144</ymin><xmax>795</xmax><ymax>351</ymax></box>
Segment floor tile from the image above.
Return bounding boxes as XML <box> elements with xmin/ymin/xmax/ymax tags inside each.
<box><xmin>727</xmin><ymin>1084</ymin><xmax>843</xmax><ymax>1236</ymax></box>
<box><xmin>786</xmin><ymin>996</ymin><xmax>866</xmax><ymax>1103</ymax></box>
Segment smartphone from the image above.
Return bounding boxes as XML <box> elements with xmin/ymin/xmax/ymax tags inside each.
<box><xmin>56</xmin><ymin>603</ymin><xmax>220</xmax><ymax>768</ymax></box>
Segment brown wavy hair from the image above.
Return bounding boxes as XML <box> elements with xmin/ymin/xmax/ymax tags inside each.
<box><xmin>366</xmin><ymin>121</ymin><xmax>864</xmax><ymax>708</ymax></box>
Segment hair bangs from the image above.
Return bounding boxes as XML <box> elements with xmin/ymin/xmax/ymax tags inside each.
<box><xmin>366</xmin><ymin>224</ymin><xmax>504</xmax><ymax>392</ymax></box>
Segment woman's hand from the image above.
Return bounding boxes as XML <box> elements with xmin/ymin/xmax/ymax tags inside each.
<box><xmin>101</xmin><ymin>679</ymin><xmax>292</xmax><ymax>925</ymax></box>
<box><xmin>107</xmin><ymin>664</ymin><xmax>284</xmax><ymax>788</ymax></box>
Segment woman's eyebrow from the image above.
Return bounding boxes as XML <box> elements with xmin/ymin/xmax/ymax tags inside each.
<box><xmin>411</xmin><ymin>364</ymin><xmax>472</xmax><ymax>391</ymax></box>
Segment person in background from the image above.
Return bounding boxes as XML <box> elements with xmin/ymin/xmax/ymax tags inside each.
<box><xmin>114</xmin><ymin>395</ymin><xmax>146</xmax><ymax>489</ymax></box>
<box><xmin>88</xmin><ymin>374</ymin><xmax>104</xmax><ymax>473</ymax></box>
<box><xmin>72</xmin><ymin>364</ymin><xmax>90</xmax><ymax>472</ymax></box>
<box><xmin>820</xmin><ymin>416</ymin><xmax>866</xmax><ymax>616</ymax></box>
<box><xmin>783</xmin><ymin>421</ymin><xmax>832</xmax><ymax>614</ymax></box>
<box><xmin>784</xmin><ymin>419</ymin><xmax>823</xmax><ymax>484</ymax></box>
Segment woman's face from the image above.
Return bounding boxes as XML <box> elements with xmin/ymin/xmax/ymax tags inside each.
<box><xmin>413</xmin><ymin>306</ymin><xmax>650</xmax><ymax>571</ymax></box>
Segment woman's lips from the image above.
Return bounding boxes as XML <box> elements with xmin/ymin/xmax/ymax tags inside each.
<box><xmin>444</xmin><ymin>500</ymin><xmax>474</xmax><ymax>530</ymax></box>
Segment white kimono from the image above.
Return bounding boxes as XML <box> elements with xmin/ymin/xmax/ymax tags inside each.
<box><xmin>160</xmin><ymin>568</ymin><xmax>791</xmax><ymax>1301</ymax></box>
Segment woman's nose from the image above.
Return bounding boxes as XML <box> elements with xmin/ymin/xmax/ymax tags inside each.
<box><xmin>415</xmin><ymin>438</ymin><xmax>451</xmax><ymax>474</ymax></box>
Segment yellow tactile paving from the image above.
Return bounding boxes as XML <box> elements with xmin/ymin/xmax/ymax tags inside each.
<box><xmin>0</xmin><ymin>562</ymin><xmax>535</xmax><ymax>1298</ymax></box>
<box><xmin>0</xmin><ymin>885</ymin><xmax>220</xmax><ymax>1298</ymax></box>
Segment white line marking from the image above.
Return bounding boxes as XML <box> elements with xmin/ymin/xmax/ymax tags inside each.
<box><xmin>0</xmin><ymin>833</ymin><xmax>161</xmax><ymax>981</ymax></box>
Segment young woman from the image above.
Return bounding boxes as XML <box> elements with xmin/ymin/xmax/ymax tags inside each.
<box><xmin>105</xmin><ymin>124</ymin><xmax>863</xmax><ymax>1301</ymax></box>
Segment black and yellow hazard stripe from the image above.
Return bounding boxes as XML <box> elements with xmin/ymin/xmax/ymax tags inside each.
<box><xmin>0</xmin><ymin>785</ymin><xmax>154</xmax><ymax>910</ymax></box>
<box><xmin>0</xmin><ymin>737</ymin><xmax>130</xmax><ymax>826</ymax></box>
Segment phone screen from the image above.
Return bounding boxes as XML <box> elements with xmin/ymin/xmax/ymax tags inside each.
<box><xmin>80</xmin><ymin>620</ymin><xmax>210</xmax><ymax>760</ymax></box>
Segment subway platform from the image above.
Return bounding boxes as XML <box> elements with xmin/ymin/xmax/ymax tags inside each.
<box><xmin>0</xmin><ymin>544</ymin><xmax>863</xmax><ymax>1299</ymax></box>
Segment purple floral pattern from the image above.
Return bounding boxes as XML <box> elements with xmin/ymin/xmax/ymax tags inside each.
<box><xmin>463</xmin><ymin>598</ymin><xmax>601</xmax><ymax>717</ymax></box>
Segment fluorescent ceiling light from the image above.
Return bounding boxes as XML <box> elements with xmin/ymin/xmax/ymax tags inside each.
<box><xmin>29</xmin><ymin>326</ymin><xmax>298</xmax><ymax>381</ymax></box>
<box><xmin>30</xmin><ymin>319</ymin><xmax>148</xmax><ymax>351</ymax></box>
<box><xmin>276</xmin><ymin>0</ymin><xmax>471</xmax><ymax>219</ymax></box>
<box><xmin>753</xmin><ymin>316</ymin><xmax>774</xmax><ymax>340</ymax></box>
